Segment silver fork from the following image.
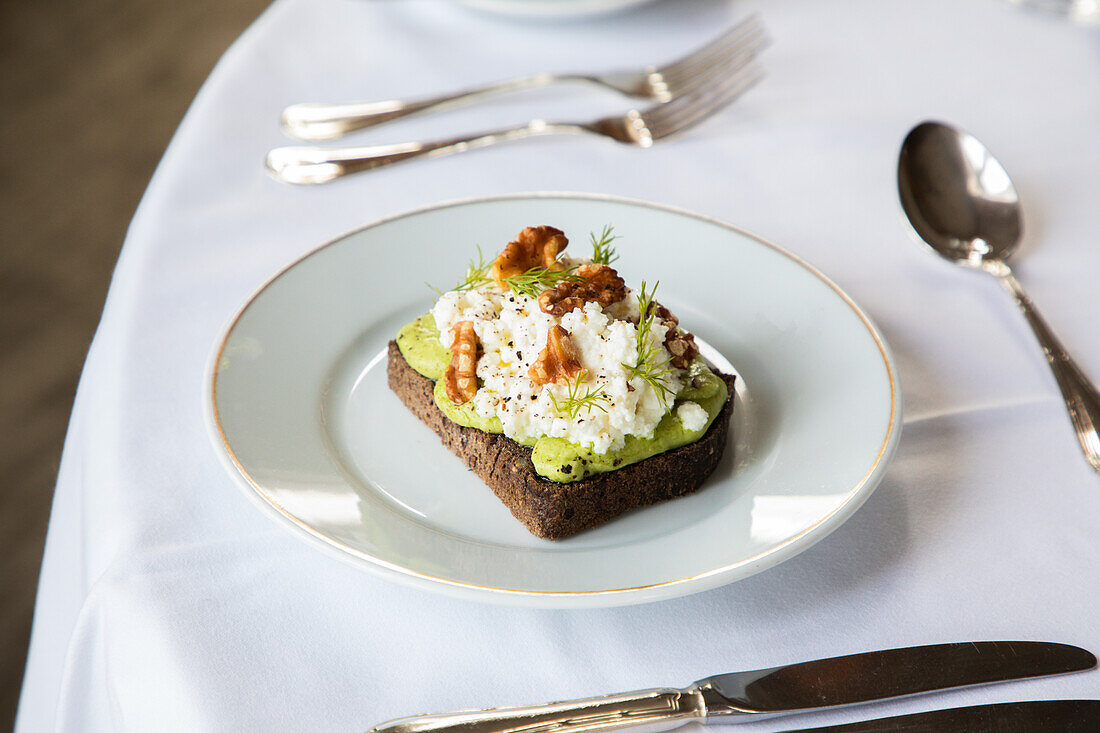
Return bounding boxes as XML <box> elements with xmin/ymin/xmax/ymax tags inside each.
<box><xmin>281</xmin><ymin>15</ymin><xmax>766</xmax><ymax>140</ymax></box>
<box><xmin>267</xmin><ymin>52</ymin><xmax>765</xmax><ymax>183</ymax></box>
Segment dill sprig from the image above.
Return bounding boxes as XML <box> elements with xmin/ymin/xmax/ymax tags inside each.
<box><xmin>549</xmin><ymin>370</ymin><xmax>612</xmax><ymax>420</ymax></box>
<box><xmin>623</xmin><ymin>280</ymin><xmax>676</xmax><ymax>410</ymax></box>
<box><xmin>453</xmin><ymin>245</ymin><xmax>493</xmax><ymax>292</ymax></box>
<box><xmin>634</xmin><ymin>280</ymin><xmax>660</xmax><ymax>352</ymax></box>
<box><xmin>427</xmin><ymin>246</ymin><xmax>492</xmax><ymax>294</ymax></box>
<box><xmin>589</xmin><ymin>225</ymin><xmax>619</xmax><ymax>265</ymax></box>
<box><xmin>432</xmin><ymin>245</ymin><xmax>583</xmax><ymax>299</ymax></box>
<box><xmin>501</xmin><ymin>266</ymin><xmax>583</xmax><ymax>300</ymax></box>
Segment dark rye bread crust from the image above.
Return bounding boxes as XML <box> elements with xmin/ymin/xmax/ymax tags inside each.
<box><xmin>387</xmin><ymin>341</ymin><xmax>735</xmax><ymax>539</ymax></box>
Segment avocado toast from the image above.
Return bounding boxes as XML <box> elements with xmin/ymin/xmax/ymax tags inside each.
<box><xmin>389</xmin><ymin>225</ymin><xmax>735</xmax><ymax>539</ymax></box>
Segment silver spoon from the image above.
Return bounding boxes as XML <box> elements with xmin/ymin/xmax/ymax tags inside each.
<box><xmin>898</xmin><ymin>120</ymin><xmax>1100</xmax><ymax>473</ymax></box>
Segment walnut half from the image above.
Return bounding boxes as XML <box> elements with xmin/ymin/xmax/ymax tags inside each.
<box><xmin>538</xmin><ymin>264</ymin><xmax>626</xmax><ymax>315</ymax></box>
<box><xmin>491</xmin><ymin>226</ymin><xmax>568</xmax><ymax>284</ymax></box>
<box><xmin>443</xmin><ymin>321</ymin><xmax>479</xmax><ymax>404</ymax></box>
<box><xmin>528</xmin><ymin>325</ymin><xmax>585</xmax><ymax>386</ymax></box>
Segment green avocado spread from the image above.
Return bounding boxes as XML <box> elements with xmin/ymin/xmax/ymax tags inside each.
<box><xmin>395</xmin><ymin>313</ymin><xmax>450</xmax><ymax>382</ymax></box>
<box><xmin>396</xmin><ymin>314</ymin><xmax>727</xmax><ymax>484</ymax></box>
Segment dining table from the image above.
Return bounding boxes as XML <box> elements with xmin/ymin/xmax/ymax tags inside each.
<box><xmin>15</xmin><ymin>0</ymin><xmax>1100</xmax><ymax>730</ymax></box>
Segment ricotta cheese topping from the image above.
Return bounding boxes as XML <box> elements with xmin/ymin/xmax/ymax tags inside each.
<box><xmin>676</xmin><ymin>402</ymin><xmax>709</xmax><ymax>432</ymax></box>
<box><xmin>432</xmin><ymin>271</ymin><xmax>685</xmax><ymax>454</ymax></box>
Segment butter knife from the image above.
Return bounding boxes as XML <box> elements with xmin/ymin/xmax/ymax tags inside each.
<box><xmin>779</xmin><ymin>699</ymin><xmax>1100</xmax><ymax>732</ymax></box>
<box><xmin>366</xmin><ymin>642</ymin><xmax>1095</xmax><ymax>733</ymax></box>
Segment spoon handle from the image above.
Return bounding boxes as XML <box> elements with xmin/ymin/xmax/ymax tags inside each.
<box><xmin>997</xmin><ymin>271</ymin><xmax>1100</xmax><ymax>473</ymax></box>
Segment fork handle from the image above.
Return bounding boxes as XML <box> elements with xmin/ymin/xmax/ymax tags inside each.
<box><xmin>266</xmin><ymin>120</ymin><xmax>584</xmax><ymax>183</ymax></box>
<box><xmin>365</xmin><ymin>688</ymin><xmax>705</xmax><ymax>733</ymax></box>
<box><xmin>997</xmin><ymin>270</ymin><xmax>1100</xmax><ymax>472</ymax></box>
<box><xmin>281</xmin><ymin>73</ymin><xmax>595</xmax><ymax>140</ymax></box>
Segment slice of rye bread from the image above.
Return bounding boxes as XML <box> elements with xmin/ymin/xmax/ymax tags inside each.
<box><xmin>387</xmin><ymin>340</ymin><xmax>735</xmax><ymax>539</ymax></box>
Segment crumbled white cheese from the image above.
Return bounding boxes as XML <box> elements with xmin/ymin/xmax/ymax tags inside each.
<box><xmin>676</xmin><ymin>401</ymin><xmax>709</xmax><ymax>432</ymax></box>
<box><xmin>432</xmin><ymin>279</ymin><xmax>683</xmax><ymax>454</ymax></box>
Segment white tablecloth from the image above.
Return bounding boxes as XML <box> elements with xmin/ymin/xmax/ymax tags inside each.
<box><xmin>17</xmin><ymin>0</ymin><xmax>1100</xmax><ymax>730</ymax></box>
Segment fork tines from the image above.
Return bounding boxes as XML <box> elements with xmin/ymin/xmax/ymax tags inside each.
<box><xmin>640</xmin><ymin>21</ymin><xmax>768</xmax><ymax>144</ymax></box>
<box><xmin>655</xmin><ymin>14</ymin><xmax>768</xmax><ymax>98</ymax></box>
<box><xmin>644</xmin><ymin>63</ymin><xmax>766</xmax><ymax>142</ymax></box>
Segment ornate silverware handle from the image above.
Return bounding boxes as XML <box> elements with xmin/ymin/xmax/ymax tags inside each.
<box><xmin>282</xmin><ymin>73</ymin><xmax>596</xmax><ymax>140</ymax></box>
<box><xmin>998</xmin><ymin>270</ymin><xmax>1100</xmax><ymax>472</ymax></box>
<box><xmin>367</xmin><ymin>688</ymin><xmax>707</xmax><ymax>733</ymax></box>
<box><xmin>266</xmin><ymin>120</ymin><xmax>585</xmax><ymax>183</ymax></box>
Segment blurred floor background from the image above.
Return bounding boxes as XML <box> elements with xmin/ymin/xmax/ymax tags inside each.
<box><xmin>0</xmin><ymin>0</ymin><xmax>270</xmax><ymax>726</ymax></box>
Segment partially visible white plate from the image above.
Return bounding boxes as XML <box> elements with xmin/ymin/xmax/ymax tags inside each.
<box><xmin>205</xmin><ymin>193</ymin><xmax>901</xmax><ymax>608</ymax></box>
<box><xmin>458</xmin><ymin>0</ymin><xmax>655</xmax><ymax>18</ymax></box>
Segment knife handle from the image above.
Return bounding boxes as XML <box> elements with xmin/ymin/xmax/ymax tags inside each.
<box><xmin>366</xmin><ymin>688</ymin><xmax>705</xmax><ymax>733</ymax></box>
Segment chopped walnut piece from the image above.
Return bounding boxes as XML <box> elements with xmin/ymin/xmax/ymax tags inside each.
<box><xmin>528</xmin><ymin>325</ymin><xmax>585</xmax><ymax>386</ymax></box>
<box><xmin>646</xmin><ymin>301</ymin><xmax>678</xmax><ymax>327</ymax></box>
<box><xmin>491</xmin><ymin>226</ymin><xmax>568</xmax><ymax>284</ymax></box>
<box><xmin>646</xmin><ymin>301</ymin><xmax>699</xmax><ymax>369</ymax></box>
<box><xmin>443</xmin><ymin>321</ymin><xmax>479</xmax><ymax>404</ymax></box>
<box><xmin>538</xmin><ymin>264</ymin><xmax>627</xmax><ymax>315</ymax></box>
<box><xmin>664</xmin><ymin>330</ymin><xmax>698</xmax><ymax>369</ymax></box>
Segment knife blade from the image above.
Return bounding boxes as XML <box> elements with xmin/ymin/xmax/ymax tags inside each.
<box><xmin>365</xmin><ymin>642</ymin><xmax>1095</xmax><ymax>733</ymax></box>
<box><xmin>695</xmin><ymin>641</ymin><xmax>1096</xmax><ymax>716</ymax></box>
<box><xmin>778</xmin><ymin>700</ymin><xmax>1100</xmax><ymax>732</ymax></box>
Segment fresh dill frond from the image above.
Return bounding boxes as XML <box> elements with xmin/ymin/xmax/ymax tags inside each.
<box><xmin>623</xmin><ymin>280</ymin><xmax>676</xmax><ymax>410</ymax></box>
<box><xmin>453</xmin><ymin>245</ymin><xmax>493</xmax><ymax>292</ymax></box>
<box><xmin>549</xmin><ymin>370</ymin><xmax>612</xmax><ymax>420</ymax></box>
<box><xmin>429</xmin><ymin>245</ymin><xmax>584</xmax><ymax>299</ymax></box>
<box><xmin>425</xmin><ymin>245</ymin><xmax>492</xmax><ymax>294</ymax></box>
<box><xmin>501</xmin><ymin>265</ymin><xmax>583</xmax><ymax>300</ymax></box>
<box><xmin>634</xmin><ymin>280</ymin><xmax>659</xmax><ymax>347</ymax></box>
<box><xmin>589</xmin><ymin>225</ymin><xmax>619</xmax><ymax>265</ymax></box>
<box><xmin>625</xmin><ymin>361</ymin><xmax>675</xmax><ymax>410</ymax></box>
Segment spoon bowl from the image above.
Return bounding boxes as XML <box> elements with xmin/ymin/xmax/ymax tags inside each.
<box><xmin>898</xmin><ymin>120</ymin><xmax>1100</xmax><ymax>473</ymax></box>
<box><xmin>899</xmin><ymin>121</ymin><xmax>1022</xmax><ymax>272</ymax></box>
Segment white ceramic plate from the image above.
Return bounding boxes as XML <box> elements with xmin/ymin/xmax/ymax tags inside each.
<box><xmin>206</xmin><ymin>194</ymin><xmax>900</xmax><ymax>608</ymax></box>
<box><xmin>458</xmin><ymin>0</ymin><xmax>655</xmax><ymax>19</ymax></box>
